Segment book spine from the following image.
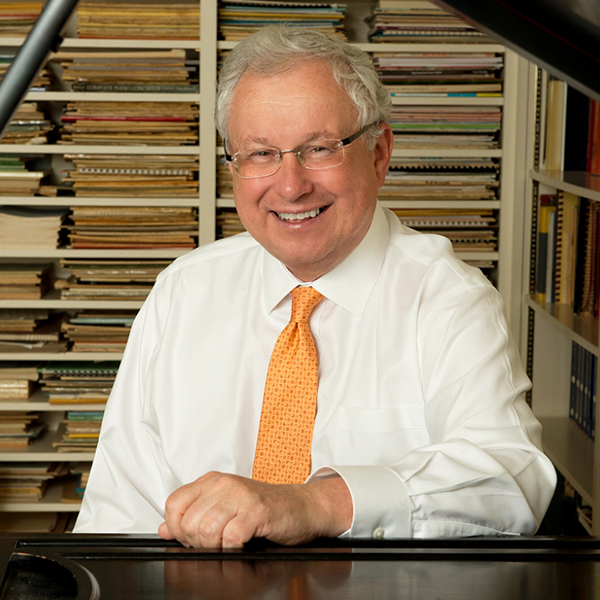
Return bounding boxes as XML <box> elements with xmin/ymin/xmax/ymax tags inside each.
<box><xmin>71</xmin><ymin>82</ymin><xmax>199</xmax><ymax>93</ymax></box>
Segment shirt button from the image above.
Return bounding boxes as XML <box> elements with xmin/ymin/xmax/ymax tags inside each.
<box><xmin>372</xmin><ymin>527</ymin><xmax>385</xmax><ymax>540</ymax></box>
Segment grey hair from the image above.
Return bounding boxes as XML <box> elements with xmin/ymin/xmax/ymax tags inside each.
<box><xmin>215</xmin><ymin>25</ymin><xmax>391</xmax><ymax>151</ymax></box>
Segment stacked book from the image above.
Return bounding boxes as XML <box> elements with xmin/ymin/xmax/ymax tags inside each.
<box><xmin>391</xmin><ymin>208</ymin><xmax>497</xmax><ymax>252</ymax></box>
<box><xmin>0</xmin><ymin>362</ymin><xmax>40</xmax><ymax>402</ymax></box>
<box><xmin>0</xmin><ymin>411</ymin><xmax>44</xmax><ymax>448</ymax></box>
<box><xmin>382</xmin><ymin>158</ymin><xmax>499</xmax><ymax>201</ymax></box>
<box><xmin>389</xmin><ymin>105</ymin><xmax>502</xmax><ymax>149</ymax></box>
<box><xmin>57</xmin><ymin>101</ymin><xmax>199</xmax><ymax>146</ymax></box>
<box><xmin>0</xmin><ymin>2</ymin><xmax>42</xmax><ymax>36</ymax></box>
<box><xmin>38</xmin><ymin>361</ymin><xmax>119</xmax><ymax>405</ymax></box>
<box><xmin>218</xmin><ymin>0</ymin><xmax>347</xmax><ymax>41</ymax></box>
<box><xmin>51</xmin><ymin>49</ymin><xmax>199</xmax><ymax>94</ymax></box>
<box><xmin>0</xmin><ymin>156</ymin><xmax>54</xmax><ymax>197</ymax></box>
<box><xmin>61</xmin><ymin>310</ymin><xmax>136</xmax><ymax>353</ymax></box>
<box><xmin>62</xmin><ymin>153</ymin><xmax>199</xmax><ymax>198</ymax></box>
<box><xmin>0</xmin><ymin>206</ymin><xmax>68</xmax><ymax>249</ymax></box>
<box><xmin>0</xmin><ymin>309</ymin><xmax>67</xmax><ymax>353</ymax></box>
<box><xmin>367</xmin><ymin>0</ymin><xmax>489</xmax><ymax>43</ymax></box>
<box><xmin>56</xmin><ymin>258</ymin><xmax>170</xmax><ymax>301</ymax></box>
<box><xmin>0</xmin><ymin>263</ymin><xmax>52</xmax><ymax>300</ymax></box>
<box><xmin>76</xmin><ymin>2</ymin><xmax>200</xmax><ymax>40</ymax></box>
<box><xmin>3</xmin><ymin>103</ymin><xmax>53</xmax><ymax>145</ymax></box>
<box><xmin>0</xmin><ymin>462</ymin><xmax>68</xmax><ymax>503</ymax></box>
<box><xmin>371</xmin><ymin>51</ymin><xmax>503</xmax><ymax>97</ymax></box>
<box><xmin>0</xmin><ymin>53</ymin><xmax>53</xmax><ymax>91</ymax></box>
<box><xmin>216</xmin><ymin>208</ymin><xmax>246</xmax><ymax>239</ymax></box>
<box><xmin>65</xmin><ymin>206</ymin><xmax>198</xmax><ymax>249</ymax></box>
<box><xmin>53</xmin><ymin>411</ymin><xmax>103</xmax><ymax>453</ymax></box>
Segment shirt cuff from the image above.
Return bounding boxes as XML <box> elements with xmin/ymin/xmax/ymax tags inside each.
<box><xmin>308</xmin><ymin>465</ymin><xmax>411</xmax><ymax>539</ymax></box>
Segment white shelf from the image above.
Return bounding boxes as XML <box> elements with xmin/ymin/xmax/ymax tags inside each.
<box><xmin>0</xmin><ymin>197</ymin><xmax>200</xmax><ymax>207</ymax></box>
<box><xmin>0</xmin><ymin>145</ymin><xmax>200</xmax><ymax>155</ymax></box>
<box><xmin>0</xmin><ymin>249</ymin><xmax>189</xmax><ymax>259</ymax></box>
<box><xmin>539</xmin><ymin>417</ymin><xmax>594</xmax><ymax>505</ymax></box>
<box><xmin>26</xmin><ymin>92</ymin><xmax>201</xmax><ymax>102</ymax></box>
<box><xmin>0</xmin><ymin>352</ymin><xmax>123</xmax><ymax>361</ymax></box>
<box><xmin>531</xmin><ymin>170</ymin><xmax>600</xmax><ymax>203</ymax></box>
<box><xmin>0</xmin><ymin>37</ymin><xmax>201</xmax><ymax>50</ymax></box>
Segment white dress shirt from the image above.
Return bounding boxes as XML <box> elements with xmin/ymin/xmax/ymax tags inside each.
<box><xmin>74</xmin><ymin>205</ymin><xmax>556</xmax><ymax>539</ymax></box>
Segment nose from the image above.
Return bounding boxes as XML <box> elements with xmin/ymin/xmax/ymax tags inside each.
<box><xmin>271</xmin><ymin>151</ymin><xmax>314</xmax><ymax>202</ymax></box>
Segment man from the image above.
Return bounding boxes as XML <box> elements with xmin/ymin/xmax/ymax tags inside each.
<box><xmin>74</xmin><ymin>26</ymin><xmax>556</xmax><ymax>548</ymax></box>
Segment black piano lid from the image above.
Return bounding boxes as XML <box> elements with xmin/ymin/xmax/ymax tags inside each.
<box><xmin>434</xmin><ymin>0</ymin><xmax>600</xmax><ymax>102</ymax></box>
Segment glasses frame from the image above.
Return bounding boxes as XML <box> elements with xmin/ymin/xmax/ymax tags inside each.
<box><xmin>224</xmin><ymin>122</ymin><xmax>377</xmax><ymax>179</ymax></box>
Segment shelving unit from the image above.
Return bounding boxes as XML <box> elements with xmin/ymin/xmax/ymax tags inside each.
<box><xmin>0</xmin><ymin>0</ymin><xmax>525</xmax><ymax>527</ymax></box>
<box><xmin>521</xmin><ymin>63</ymin><xmax>600</xmax><ymax>535</ymax></box>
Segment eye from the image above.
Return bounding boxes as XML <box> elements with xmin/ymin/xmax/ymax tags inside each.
<box><xmin>246</xmin><ymin>148</ymin><xmax>278</xmax><ymax>162</ymax></box>
<box><xmin>305</xmin><ymin>143</ymin><xmax>335</xmax><ymax>157</ymax></box>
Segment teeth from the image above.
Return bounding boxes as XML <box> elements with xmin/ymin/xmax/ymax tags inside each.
<box><xmin>277</xmin><ymin>208</ymin><xmax>321</xmax><ymax>221</ymax></box>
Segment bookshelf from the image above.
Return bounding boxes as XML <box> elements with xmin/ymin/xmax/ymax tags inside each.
<box><xmin>0</xmin><ymin>0</ymin><xmax>525</xmax><ymax>526</ymax></box>
<box><xmin>521</xmin><ymin>63</ymin><xmax>600</xmax><ymax>535</ymax></box>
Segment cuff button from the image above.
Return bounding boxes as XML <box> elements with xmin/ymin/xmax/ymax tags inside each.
<box><xmin>372</xmin><ymin>527</ymin><xmax>385</xmax><ymax>540</ymax></box>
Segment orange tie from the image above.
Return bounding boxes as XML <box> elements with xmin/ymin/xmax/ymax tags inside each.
<box><xmin>253</xmin><ymin>286</ymin><xmax>324</xmax><ymax>484</ymax></box>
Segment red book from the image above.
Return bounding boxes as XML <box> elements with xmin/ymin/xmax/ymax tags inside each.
<box><xmin>586</xmin><ymin>99</ymin><xmax>600</xmax><ymax>175</ymax></box>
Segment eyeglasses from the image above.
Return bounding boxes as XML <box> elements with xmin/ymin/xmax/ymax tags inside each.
<box><xmin>225</xmin><ymin>122</ymin><xmax>376</xmax><ymax>179</ymax></box>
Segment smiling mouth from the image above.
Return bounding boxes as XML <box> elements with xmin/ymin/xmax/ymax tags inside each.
<box><xmin>276</xmin><ymin>208</ymin><xmax>323</xmax><ymax>222</ymax></box>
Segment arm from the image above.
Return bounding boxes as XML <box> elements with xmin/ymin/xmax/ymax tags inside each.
<box><xmin>311</xmin><ymin>282</ymin><xmax>556</xmax><ymax>539</ymax></box>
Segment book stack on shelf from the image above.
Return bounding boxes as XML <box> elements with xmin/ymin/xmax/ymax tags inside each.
<box><xmin>389</xmin><ymin>105</ymin><xmax>502</xmax><ymax>148</ymax></box>
<box><xmin>0</xmin><ymin>411</ymin><xmax>43</xmax><ymax>448</ymax></box>
<box><xmin>0</xmin><ymin>54</ymin><xmax>53</xmax><ymax>91</ymax></box>
<box><xmin>60</xmin><ymin>310</ymin><xmax>136</xmax><ymax>353</ymax></box>
<box><xmin>38</xmin><ymin>361</ymin><xmax>119</xmax><ymax>406</ymax></box>
<box><xmin>57</xmin><ymin>101</ymin><xmax>199</xmax><ymax>146</ymax></box>
<box><xmin>0</xmin><ymin>206</ymin><xmax>68</xmax><ymax>249</ymax></box>
<box><xmin>0</xmin><ymin>156</ymin><xmax>53</xmax><ymax>197</ymax></box>
<box><xmin>61</xmin><ymin>154</ymin><xmax>199</xmax><ymax>198</ymax></box>
<box><xmin>371</xmin><ymin>51</ymin><xmax>503</xmax><ymax>98</ymax></box>
<box><xmin>65</xmin><ymin>206</ymin><xmax>198</xmax><ymax>249</ymax></box>
<box><xmin>0</xmin><ymin>263</ymin><xmax>52</xmax><ymax>300</ymax></box>
<box><xmin>53</xmin><ymin>411</ymin><xmax>103</xmax><ymax>454</ymax></box>
<box><xmin>382</xmin><ymin>157</ymin><xmax>499</xmax><ymax>200</ymax></box>
<box><xmin>216</xmin><ymin>207</ymin><xmax>245</xmax><ymax>239</ymax></box>
<box><xmin>2</xmin><ymin>103</ymin><xmax>54</xmax><ymax>145</ymax></box>
<box><xmin>51</xmin><ymin>48</ymin><xmax>199</xmax><ymax>94</ymax></box>
<box><xmin>69</xmin><ymin>462</ymin><xmax>90</xmax><ymax>501</ymax></box>
<box><xmin>0</xmin><ymin>309</ymin><xmax>67</xmax><ymax>354</ymax></box>
<box><xmin>570</xmin><ymin>340</ymin><xmax>597</xmax><ymax>441</ymax></box>
<box><xmin>366</xmin><ymin>0</ymin><xmax>490</xmax><ymax>43</ymax></box>
<box><xmin>75</xmin><ymin>1</ymin><xmax>200</xmax><ymax>40</ymax></box>
<box><xmin>0</xmin><ymin>2</ymin><xmax>41</xmax><ymax>36</ymax></box>
<box><xmin>0</xmin><ymin>362</ymin><xmax>39</xmax><ymax>402</ymax></box>
<box><xmin>218</xmin><ymin>0</ymin><xmax>347</xmax><ymax>41</ymax></box>
<box><xmin>0</xmin><ymin>462</ymin><xmax>68</xmax><ymax>503</ymax></box>
<box><xmin>55</xmin><ymin>258</ymin><xmax>170</xmax><ymax>301</ymax></box>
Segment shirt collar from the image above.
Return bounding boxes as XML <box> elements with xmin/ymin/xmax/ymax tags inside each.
<box><xmin>262</xmin><ymin>204</ymin><xmax>390</xmax><ymax>317</ymax></box>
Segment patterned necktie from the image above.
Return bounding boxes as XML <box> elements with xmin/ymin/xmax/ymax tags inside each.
<box><xmin>253</xmin><ymin>286</ymin><xmax>324</xmax><ymax>484</ymax></box>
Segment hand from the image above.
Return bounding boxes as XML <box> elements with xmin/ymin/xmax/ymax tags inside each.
<box><xmin>158</xmin><ymin>471</ymin><xmax>352</xmax><ymax>548</ymax></box>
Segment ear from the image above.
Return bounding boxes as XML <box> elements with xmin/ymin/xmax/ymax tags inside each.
<box><xmin>373</xmin><ymin>122</ymin><xmax>393</xmax><ymax>189</ymax></box>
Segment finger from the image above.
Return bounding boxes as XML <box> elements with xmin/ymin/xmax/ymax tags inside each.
<box><xmin>163</xmin><ymin>480</ymin><xmax>206</xmax><ymax>545</ymax></box>
<box><xmin>221</xmin><ymin>512</ymin><xmax>259</xmax><ymax>548</ymax></box>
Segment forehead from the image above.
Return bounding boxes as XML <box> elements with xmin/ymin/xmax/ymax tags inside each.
<box><xmin>227</xmin><ymin>60</ymin><xmax>357</xmax><ymax>145</ymax></box>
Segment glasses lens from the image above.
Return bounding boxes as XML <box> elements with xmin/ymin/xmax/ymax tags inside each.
<box><xmin>235</xmin><ymin>149</ymin><xmax>279</xmax><ymax>178</ymax></box>
<box><xmin>302</xmin><ymin>140</ymin><xmax>344</xmax><ymax>170</ymax></box>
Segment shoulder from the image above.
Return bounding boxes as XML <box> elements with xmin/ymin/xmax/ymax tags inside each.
<box><xmin>383</xmin><ymin>208</ymin><xmax>491</xmax><ymax>294</ymax></box>
<box><xmin>156</xmin><ymin>232</ymin><xmax>260</xmax><ymax>284</ymax></box>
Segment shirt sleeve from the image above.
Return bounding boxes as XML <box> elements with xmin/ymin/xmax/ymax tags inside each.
<box><xmin>310</xmin><ymin>280</ymin><xmax>557</xmax><ymax>540</ymax></box>
<box><xmin>73</xmin><ymin>283</ymin><xmax>176</xmax><ymax>533</ymax></box>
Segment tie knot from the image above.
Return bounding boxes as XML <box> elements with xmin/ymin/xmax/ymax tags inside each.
<box><xmin>291</xmin><ymin>286</ymin><xmax>323</xmax><ymax>323</ymax></box>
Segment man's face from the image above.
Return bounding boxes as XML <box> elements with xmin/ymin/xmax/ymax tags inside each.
<box><xmin>227</xmin><ymin>60</ymin><xmax>392</xmax><ymax>282</ymax></box>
